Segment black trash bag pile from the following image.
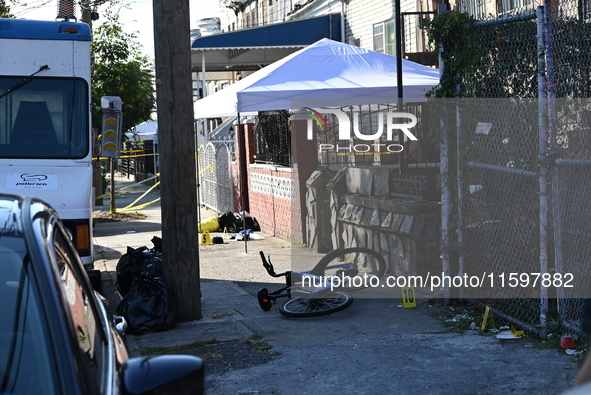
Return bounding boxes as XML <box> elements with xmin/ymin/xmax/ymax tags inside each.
<box><xmin>115</xmin><ymin>236</ymin><xmax>176</xmax><ymax>335</ymax></box>
<box><xmin>116</xmin><ymin>277</ymin><xmax>175</xmax><ymax>335</ymax></box>
<box><xmin>115</xmin><ymin>238</ymin><xmax>162</xmax><ymax>297</ymax></box>
<box><xmin>218</xmin><ymin>211</ymin><xmax>261</xmax><ymax>233</ymax></box>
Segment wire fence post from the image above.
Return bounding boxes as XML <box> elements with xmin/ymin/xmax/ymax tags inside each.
<box><xmin>440</xmin><ymin>106</ymin><xmax>452</xmax><ymax>304</ymax></box>
<box><xmin>455</xmin><ymin>98</ymin><xmax>464</xmax><ymax>299</ymax></box>
<box><xmin>537</xmin><ymin>5</ymin><xmax>549</xmax><ymax>332</ymax></box>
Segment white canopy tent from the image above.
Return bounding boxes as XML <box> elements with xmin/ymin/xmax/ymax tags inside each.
<box><xmin>126</xmin><ymin>120</ymin><xmax>158</xmax><ymax>142</ymax></box>
<box><xmin>193</xmin><ymin>39</ymin><xmax>440</xmax><ymax>251</ymax></box>
<box><xmin>193</xmin><ymin>38</ymin><xmax>440</xmax><ymax>118</ymax></box>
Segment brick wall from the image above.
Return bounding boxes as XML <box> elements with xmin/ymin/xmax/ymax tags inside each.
<box><xmin>232</xmin><ymin>122</ymin><xmax>294</xmax><ymax>239</ymax></box>
<box><xmin>248</xmin><ymin>166</ymin><xmax>294</xmax><ymax>239</ymax></box>
<box><xmin>231</xmin><ymin>115</ymin><xmax>318</xmax><ymax>241</ymax></box>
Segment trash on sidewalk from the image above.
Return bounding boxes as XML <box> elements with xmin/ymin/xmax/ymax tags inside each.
<box><xmin>116</xmin><ymin>277</ymin><xmax>176</xmax><ymax>335</ymax></box>
<box><xmin>230</xmin><ymin>229</ymin><xmax>265</xmax><ymax>241</ymax></box>
<box><xmin>218</xmin><ymin>211</ymin><xmax>261</xmax><ymax>233</ymax></box>
<box><xmin>211</xmin><ymin>236</ymin><xmax>224</xmax><ymax>244</ymax></box>
<box><xmin>116</xmin><ymin>236</ymin><xmax>163</xmax><ymax>296</ymax></box>
<box><xmin>198</xmin><ymin>216</ymin><xmax>220</xmax><ymax>233</ymax></box>
<box><xmin>496</xmin><ymin>326</ymin><xmax>525</xmax><ymax>340</ymax></box>
<box><xmin>560</xmin><ymin>336</ymin><xmax>576</xmax><ymax>350</ymax></box>
<box><xmin>115</xmin><ymin>235</ymin><xmax>176</xmax><ymax>334</ymax></box>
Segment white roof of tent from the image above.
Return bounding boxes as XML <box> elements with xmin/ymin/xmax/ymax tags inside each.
<box><xmin>194</xmin><ymin>38</ymin><xmax>440</xmax><ymax>118</ymax></box>
<box><xmin>126</xmin><ymin>120</ymin><xmax>158</xmax><ymax>141</ymax></box>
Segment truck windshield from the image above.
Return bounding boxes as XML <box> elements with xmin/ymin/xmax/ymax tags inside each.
<box><xmin>0</xmin><ymin>77</ymin><xmax>89</xmax><ymax>159</ymax></box>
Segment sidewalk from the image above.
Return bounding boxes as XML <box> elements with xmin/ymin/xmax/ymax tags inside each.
<box><xmin>93</xmin><ymin>175</ymin><xmax>580</xmax><ymax>394</ymax></box>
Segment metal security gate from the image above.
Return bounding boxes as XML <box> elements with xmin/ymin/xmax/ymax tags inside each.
<box><xmin>198</xmin><ymin>142</ymin><xmax>234</xmax><ymax>214</ymax></box>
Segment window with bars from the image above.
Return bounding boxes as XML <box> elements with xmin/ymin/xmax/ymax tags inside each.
<box><xmin>500</xmin><ymin>0</ymin><xmax>534</xmax><ymax>14</ymax></box>
<box><xmin>459</xmin><ymin>0</ymin><xmax>487</xmax><ymax>19</ymax></box>
<box><xmin>254</xmin><ymin>110</ymin><xmax>292</xmax><ymax>166</ymax></box>
<box><xmin>315</xmin><ymin>104</ymin><xmax>438</xmax><ymax>170</ymax></box>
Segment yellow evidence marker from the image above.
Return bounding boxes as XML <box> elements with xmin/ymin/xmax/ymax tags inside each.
<box><xmin>401</xmin><ymin>286</ymin><xmax>416</xmax><ymax>308</ymax></box>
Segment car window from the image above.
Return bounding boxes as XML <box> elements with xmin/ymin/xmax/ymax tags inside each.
<box><xmin>54</xmin><ymin>229</ymin><xmax>106</xmax><ymax>393</ymax></box>
<box><xmin>0</xmin><ymin>236</ymin><xmax>59</xmax><ymax>394</ymax></box>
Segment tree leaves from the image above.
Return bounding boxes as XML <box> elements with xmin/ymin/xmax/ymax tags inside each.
<box><xmin>91</xmin><ymin>5</ymin><xmax>155</xmax><ymax>134</ymax></box>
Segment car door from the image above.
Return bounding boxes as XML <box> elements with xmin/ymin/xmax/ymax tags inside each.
<box><xmin>52</xmin><ymin>222</ymin><xmax>115</xmax><ymax>395</ymax></box>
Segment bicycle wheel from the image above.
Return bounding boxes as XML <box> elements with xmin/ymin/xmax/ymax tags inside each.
<box><xmin>312</xmin><ymin>247</ymin><xmax>386</xmax><ymax>290</ymax></box>
<box><xmin>279</xmin><ymin>291</ymin><xmax>353</xmax><ymax>317</ymax></box>
<box><xmin>257</xmin><ymin>288</ymin><xmax>273</xmax><ymax>311</ymax></box>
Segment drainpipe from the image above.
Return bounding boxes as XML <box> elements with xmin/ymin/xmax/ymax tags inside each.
<box><xmin>395</xmin><ymin>0</ymin><xmax>405</xmax><ymax>173</ymax></box>
<box><xmin>201</xmin><ymin>51</ymin><xmax>208</xmax><ymax>137</ymax></box>
<box><xmin>340</xmin><ymin>0</ymin><xmax>346</xmax><ymax>42</ymax></box>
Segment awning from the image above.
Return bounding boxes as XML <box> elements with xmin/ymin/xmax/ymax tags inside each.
<box><xmin>191</xmin><ymin>14</ymin><xmax>342</xmax><ymax>72</ymax></box>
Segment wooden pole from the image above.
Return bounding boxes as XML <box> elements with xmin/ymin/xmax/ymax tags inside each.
<box><xmin>110</xmin><ymin>159</ymin><xmax>115</xmax><ymax>213</ymax></box>
<box><xmin>153</xmin><ymin>0</ymin><xmax>202</xmax><ymax>320</ymax></box>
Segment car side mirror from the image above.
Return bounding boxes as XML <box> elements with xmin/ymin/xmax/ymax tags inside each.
<box><xmin>121</xmin><ymin>355</ymin><xmax>204</xmax><ymax>395</ymax></box>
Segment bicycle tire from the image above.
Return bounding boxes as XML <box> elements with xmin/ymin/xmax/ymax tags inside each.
<box><xmin>278</xmin><ymin>291</ymin><xmax>353</xmax><ymax>317</ymax></box>
<box><xmin>257</xmin><ymin>288</ymin><xmax>273</xmax><ymax>311</ymax></box>
<box><xmin>312</xmin><ymin>247</ymin><xmax>386</xmax><ymax>290</ymax></box>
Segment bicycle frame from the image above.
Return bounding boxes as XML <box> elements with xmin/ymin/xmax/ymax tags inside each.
<box><xmin>258</xmin><ymin>251</ymin><xmax>354</xmax><ymax>303</ymax></box>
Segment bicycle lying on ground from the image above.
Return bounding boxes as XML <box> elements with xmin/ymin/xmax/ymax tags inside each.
<box><xmin>257</xmin><ymin>248</ymin><xmax>386</xmax><ymax>318</ymax></box>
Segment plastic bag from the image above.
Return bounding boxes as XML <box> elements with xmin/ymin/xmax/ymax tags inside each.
<box><xmin>219</xmin><ymin>211</ymin><xmax>261</xmax><ymax>233</ymax></box>
<box><xmin>116</xmin><ymin>245</ymin><xmax>162</xmax><ymax>296</ymax></box>
<box><xmin>198</xmin><ymin>216</ymin><xmax>220</xmax><ymax>232</ymax></box>
<box><xmin>116</xmin><ymin>278</ymin><xmax>176</xmax><ymax>335</ymax></box>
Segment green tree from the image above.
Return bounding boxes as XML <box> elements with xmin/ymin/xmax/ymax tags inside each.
<box><xmin>0</xmin><ymin>0</ymin><xmax>14</xmax><ymax>17</ymax></box>
<box><xmin>92</xmin><ymin>6</ymin><xmax>155</xmax><ymax>133</ymax></box>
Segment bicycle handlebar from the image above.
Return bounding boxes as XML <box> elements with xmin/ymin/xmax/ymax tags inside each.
<box><xmin>259</xmin><ymin>251</ymin><xmax>287</xmax><ymax>278</ymax></box>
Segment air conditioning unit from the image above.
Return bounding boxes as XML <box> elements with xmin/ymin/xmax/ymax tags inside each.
<box><xmin>348</xmin><ymin>37</ymin><xmax>360</xmax><ymax>47</ymax></box>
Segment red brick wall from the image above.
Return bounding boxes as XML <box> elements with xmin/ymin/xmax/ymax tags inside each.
<box><xmin>232</xmin><ymin>122</ymin><xmax>293</xmax><ymax>239</ymax></box>
<box><xmin>231</xmin><ymin>115</ymin><xmax>318</xmax><ymax>241</ymax></box>
<box><xmin>248</xmin><ymin>167</ymin><xmax>293</xmax><ymax>239</ymax></box>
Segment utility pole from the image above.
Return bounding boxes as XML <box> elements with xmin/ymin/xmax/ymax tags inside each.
<box><xmin>153</xmin><ymin>0</ymin><xmax>202</xmax><ymax>320</ymax></box>
<box><xmin>79</xmin><ymin>0</ymin><xmax>91</xmax><ymax>25</ymax></box>
<box><xmin>78</xmin><ymin>0</ymin><xmax>105</xmax><ymax>206</ymax></box>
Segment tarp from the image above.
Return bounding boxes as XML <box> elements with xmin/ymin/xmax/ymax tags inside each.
<box><xmin>193</xmin><ymin>38</ymin><xmax>440</xmax><ymax>118</ymax></box>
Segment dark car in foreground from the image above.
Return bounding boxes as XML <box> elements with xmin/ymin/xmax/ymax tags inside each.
<box><xmin>0</xmin><ymin>194</ymin><xmax>203</xmax><ymax>394</ymax></box>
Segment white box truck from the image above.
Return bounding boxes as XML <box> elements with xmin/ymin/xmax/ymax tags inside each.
<box><xmin>0</xmin><ymin>18</ymin><xmax>94</xmax><ymax>266</ymax></box>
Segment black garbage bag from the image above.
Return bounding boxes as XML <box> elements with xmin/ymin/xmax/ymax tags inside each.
<box><xmin>219</xmin><ymin>211</ymin><xmax>262</xmax><ymax>233</ymax></box>
<box><xmin>116</xmin><ymin>246</ymin><xmax>162</xmax><ymax>296</ymax></box>
<box><xmin>116</xmin><ymin>278</ymin><xmax>176</xmax><ymax>335</ymax></box>
<box><xmin>218</xmin><ymin>211</ymin><xmax>239</xmax><ymax>232</ymax></box>
<box><xmin>151</xmin><ymin>235</ymin><xmax>163</xmax><ymax>252</ymax></box>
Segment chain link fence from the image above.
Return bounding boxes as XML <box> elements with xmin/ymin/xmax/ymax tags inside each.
<box><xmin>440</xmin><ymin>1</ymin><xmax>591</xmax><ymax>336</ymax></box>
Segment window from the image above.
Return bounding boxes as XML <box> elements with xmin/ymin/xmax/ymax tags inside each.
<box><xmin>0</xmin><ymin>77</ymin><xmax>89</xmax><ymax>159</ymax></box>
<box><xmin>500</xmin><ymin>0</ymin><xmax>533</xmax><ymax>13</ymax></box>
<box><xmin>54</xmin><ymin>228</ymin><xmax>106</xmax><ymax>392</ymax></box>
<box><xmin>459</xmin><ymin>0</ymin><xmax>487</xmax><ymax>18</ymax></box>
<box><xmin>0</xmin><ymin>236</ymin><xmax>60</xmax><ymax>394</ymax></box>
<box><xmin>373</xmin><ymin>19</ymin><xmax>396</xmax><ymax>55</ymax></box>
<box><xmin>254</xmin><ymin>111</ymin><xmax>291</xmax><ymax>166</ymax></box>
<box><xmin>373</xmin><ymin>24</ymin><xmax>384</xmax><ymax>53</ymax></box>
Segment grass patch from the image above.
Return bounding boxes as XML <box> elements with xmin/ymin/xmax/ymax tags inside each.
<box><xmin>240</xmin><ymin>335</ymin><xmax>274</xmax><ymax>352</ymax></box>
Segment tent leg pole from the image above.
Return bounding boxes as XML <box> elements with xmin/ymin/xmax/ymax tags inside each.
<box><xmin>237</xmin><ymin>113</ymin><xmax>249</xmax><ymax>253</ymax></box>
